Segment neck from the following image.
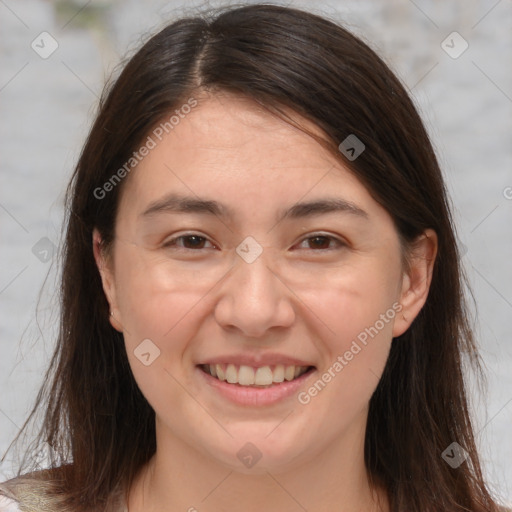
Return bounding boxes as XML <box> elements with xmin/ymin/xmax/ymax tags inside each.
<box><xmin>127</xmin><ymin>417</ymin><xmax>389</xmax><ymax>512</ymax></box>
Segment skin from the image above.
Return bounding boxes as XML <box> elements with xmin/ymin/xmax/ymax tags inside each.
<box><xmin>93</xmin><ymin>92</ymin><xmax>437</xmax><ymax>512</ymax></box>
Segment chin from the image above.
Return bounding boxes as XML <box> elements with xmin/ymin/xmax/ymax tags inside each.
<box><xmin>203</xmin><ymin>430</ymin><xmax>308</xmax><ymax>475</ymax></box>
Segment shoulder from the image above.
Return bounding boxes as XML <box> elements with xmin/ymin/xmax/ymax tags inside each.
<box><xmin>0</xmin><ymin>469</ymin><xmax>62</xmax><ymax>512</ymax></box>
<box><xmin>0</xmin><ymin>475</ymin><xmax>24</xmax><ymax>512</ymax></box>
<box><xmin>0</xmin><ymin>494</ymin><xmax>21</xmax><ymax>512</ymax></box>
<box><xmin>0</xmin><ymin>468</ymin><xmax>128</xmax><ymax>512</ymax></box>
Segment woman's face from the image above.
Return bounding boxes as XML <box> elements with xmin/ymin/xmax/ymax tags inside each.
<box><xmin>94</xmin><ymin>92</ymin><xmax>434</xmax><ymax>474</ymax></box>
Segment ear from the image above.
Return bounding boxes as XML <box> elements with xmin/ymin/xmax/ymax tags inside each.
<box><xmin>92</xmin><ymin>228</ymin><xmax>123</xmax><ymax>332</ymax></box>
<box><xmin>392</xmin><ymin>229</ymin><xmax>438</xmax><ymax>337</ymax></box>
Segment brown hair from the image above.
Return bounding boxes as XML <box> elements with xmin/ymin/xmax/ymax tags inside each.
<box><xmin>2</xmin><ymin>3</ymin><xmax>503</xmax><ymax>511</ymax></box>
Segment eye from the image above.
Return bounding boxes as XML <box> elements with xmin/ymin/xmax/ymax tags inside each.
<box><xmin>162</xmin><ymin>234</ymin><xmax>216</xmax><ymax>250</ymax></box>
<box><xmin>161</xmin><ymin>233</ymin><xmax>345</xmax><ymax>252</ymax></box>
<box><xmin>295</xmin><ymin>234</ymin><xmax>346</xmax><ymax>251</ymax></box>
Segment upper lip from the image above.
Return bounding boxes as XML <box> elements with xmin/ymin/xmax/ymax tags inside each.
<box><xmin>197</xmin><ymin>354</ymin><xmax>315</xmax><ymax>368</ymax></box>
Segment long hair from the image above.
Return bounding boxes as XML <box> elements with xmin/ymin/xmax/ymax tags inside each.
<box><xmin>2</xmin><ymin>4</ymin><xmax>502</xmax><ymax>511</ymax></box>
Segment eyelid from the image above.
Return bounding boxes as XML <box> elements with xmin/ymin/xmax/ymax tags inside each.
<box><xmin>162</xmin><ymin>232</ymin><xmax>217</xmax><ymax>249</ymax></box>
<box><xmin>294</xmin><ymin>232</ymin><xmax>347</xmax><ymax>250</ymax></box>
<box><xmin>162</xmin><ymin>231</ymin><xmax>347</xmax><ymax>252</ymax></box>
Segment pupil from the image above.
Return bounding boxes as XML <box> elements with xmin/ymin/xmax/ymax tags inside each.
<box><xmin>311</xmin><ymin>236</ymin><xmax>328</xmax><ymax>249</ymax></box>
<box><xmin>186</xmin><ymin>236</ymin><xmax>204</xmax><ymax>248</ymax></box>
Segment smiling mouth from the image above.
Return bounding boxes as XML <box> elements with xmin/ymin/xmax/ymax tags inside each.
<box><xmin>198</xmin><ymin>363</ymin><xmax>315</xmax><ymax>388</ymax></box>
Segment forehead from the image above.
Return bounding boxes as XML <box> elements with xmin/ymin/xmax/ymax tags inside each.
<box><xmin>116</xmin><ymin>93</ymin><xmax>380</xmax><ymax>223</ymax></box>
<box><xmin>158</xmin><ymin>93</ymin><xmax>335</xmax><ymax>172</ymax></box>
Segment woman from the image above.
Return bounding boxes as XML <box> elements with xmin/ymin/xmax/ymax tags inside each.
<box><xmin>0</xmin><ymin>3</ymin><xmax>506</xmax><ymax>511</ymax></box>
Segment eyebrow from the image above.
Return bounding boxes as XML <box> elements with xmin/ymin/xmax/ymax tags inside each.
<box><xmin>140</xmin><ymin>193</ymin><xmax>369</xmax><ymax>222</ymax></box>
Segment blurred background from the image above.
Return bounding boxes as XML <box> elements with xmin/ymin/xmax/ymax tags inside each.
<box><xmin>0</xmin><ymin>0</ymin><xmax>511</xmax><ymax>505</ymax></box>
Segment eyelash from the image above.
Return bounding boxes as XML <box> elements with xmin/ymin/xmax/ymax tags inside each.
<box><xmin>162</xmin><ymin>233</ymin><xmax>346</xmax><ymax>252</ymax></box>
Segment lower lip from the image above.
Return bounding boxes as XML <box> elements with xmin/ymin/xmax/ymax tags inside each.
<box><xmin>195</xmin><ymin>365</ymin><xmax>316</xmax><ymax>406</ymax></box>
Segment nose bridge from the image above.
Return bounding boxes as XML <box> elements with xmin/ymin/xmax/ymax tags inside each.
<box><xmin>235</xmin><ymin>247</ymin><xmax>277</xmax><ymax>299</ymax></box>
<box><xmin>214</xmin><ymin>241</ymin><xmax>294</xmax><ymax>336</ymax></box>
<box><xmin>232</xmin><ymin>234</ymin><xmax>278</xmax><ymax>294</ymax></box>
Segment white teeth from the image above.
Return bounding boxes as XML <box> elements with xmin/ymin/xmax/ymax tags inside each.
<box><xmin>272</xmin><ymin>364</ymin><xmax>285</xmax><ymax>383</ymax></box>
<box><xmin>254</xmin><ymin>366</ymin><xmax>273</xmax><ymax>386</ymax></box>
<box><xmin>238</xmin><ymin>365</ymin><xmax>255</xmax><ymax>385</ymax></box>
<box><xmin>204</xmin><ymin>363</ymin><xmax>310</xmax><ymax>386</ymax></box>
<box><xmin>216</xmin><ymin>364</ymin><xmax>226</xmax><ymax>381</ymax></box>
<box><xmin>226</xmin><ymin>364</ymin><xmax>238</xmax><ymax>384</ymax></box>
<box><xmin>284</xmin><ymin>365</ymin><xmax>295</xmax><ymax>381</ymax></box>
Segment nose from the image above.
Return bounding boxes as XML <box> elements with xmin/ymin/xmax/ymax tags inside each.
<box><xmin>213</xmin><ymin>250</ymin><xmax>295</xmax><ymax>338</ymax></box>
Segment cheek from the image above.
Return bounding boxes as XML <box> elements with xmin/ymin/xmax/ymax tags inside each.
<box><xmin>111</xmin><ymin>249</ymin><xmax>212</xmax><ymax>411</ymax></box>
<box><xmin>113</xmin><ymin>245</ymin><xmax>227</xmax><ymax>341</ymax></box>
<box><xmin>298</xmin><ymin>288</ymin><xmax>397</xmax><ymax>427</ymax></box>
<box><xmin>293</xmin><ymin>254</ymin><xmax>401</xmax><ymax>411</ymax></box>
<box><xmin>293</xmin><ymin>256</ymin><xmax>401</xmax><ymax>345</ymax></box>
<box><xmin>111</xmin><ymin>246</ymin><xmax>235</xmax><ymax>407</ymax></box>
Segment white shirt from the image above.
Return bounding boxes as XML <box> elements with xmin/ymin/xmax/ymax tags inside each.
<box><xmin>0</xmin><ymin>494</ymin><xmax>21</xmax><ymax>512</ymax></box>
